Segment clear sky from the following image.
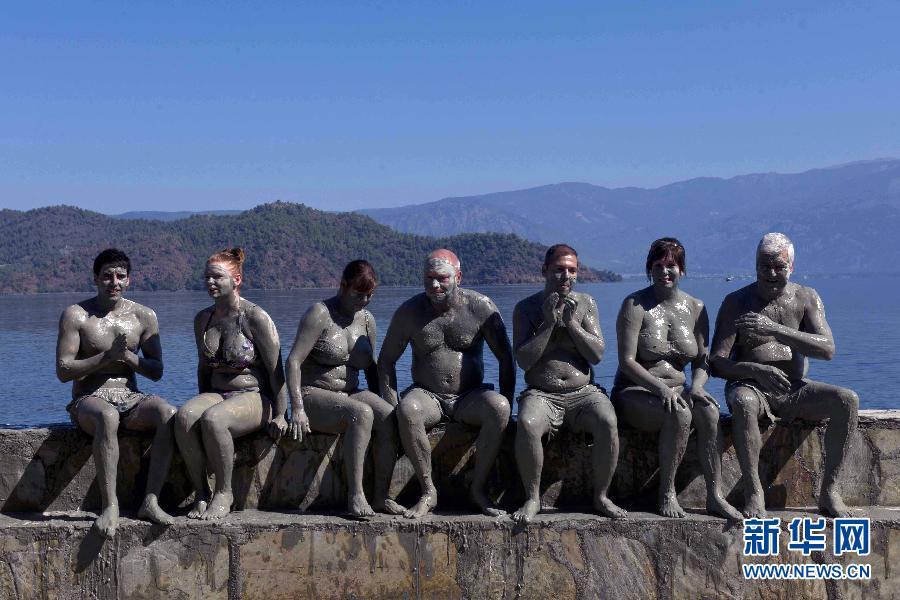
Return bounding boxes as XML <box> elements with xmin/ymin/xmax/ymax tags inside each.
<box><xmin>2</xmin><ymin>1</ymin><xmax>898</xmax><ymax>213</ymax></box>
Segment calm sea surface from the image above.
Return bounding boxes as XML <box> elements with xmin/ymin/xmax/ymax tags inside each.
<box><xmin>1</xmin><ymin>275</ymin><xmax>897</xmax><ymax>427</ymax></box>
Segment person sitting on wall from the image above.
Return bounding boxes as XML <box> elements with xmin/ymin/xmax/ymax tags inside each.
<box><xmin>174</xmin><ymin>248</ymin><xmax>288</xmax><ymax>520</ymax></box>
<box><xmin>611</xmin><ymin>238</ymin><xmax>742</xmax><ymax>519</ymax></box>
<box><xmin>378</xmin><ymin>249</ymin><xmax>515</xmax><ymax>519</ymax></box>
<box><xmin>710</xmin><ymin>232</ymin><xmax>859</xmax><ymax>517</ymax></box>
<box><xmin>285</xmin><ymin>260</ymin><xmax>403</xmax><ymax>517</ymax></box>
<box><xmin>56</xmin><ymin>248</ymin><xmax>177</xmax><ymax>538</ymax></box>
<box><xmin>511</xmin><ymin>244</ymin><xmax>626</xmax><ymax>524</ymax></box>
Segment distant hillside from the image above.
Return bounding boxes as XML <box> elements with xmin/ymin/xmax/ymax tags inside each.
<box><xmin>111</xmin><ymin>210</ymin><xmax>241</xmax><ymax>221</ymax></box>
<box><xmin>360</xmin><ymin>159</ymin><xmax>900</xmax><ymax>274</ymax></box>
<box><xmin>0</xmin><ymin>203</ymin><xmax>619</xmax><ymax>293</ymax></box>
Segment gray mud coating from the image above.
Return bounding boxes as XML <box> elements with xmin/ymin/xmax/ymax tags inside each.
<box><xmin>710</xmin><ymin>232</ymin><xmax>860</xmax><ymax>518</ymax></box>
<box><xmin>55</xmin><ymin>252</ymin><xmax>177</xmax><ymax>537</ymax></box>
<box><xmin>378</xmin><ymin>249</ymin><xmax>515</xmax><ymax>518</ymax></box>
<box><xmin>511</xmin><ymin>248</ymin><xmax>625</xmax><ymax>522</ymax></box>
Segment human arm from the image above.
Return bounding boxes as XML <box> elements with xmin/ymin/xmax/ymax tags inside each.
<box><xmin>481</xmin><ymin>299</ymin><xmax>515</xmax><ymax>403</ymax></box>
<box><xmin>377</xmin><ymin>307</ymin><xmax>409</xmax><ymax>407</ymax></box>
<box><xmin>193</xmin><ymin>310</ymin><xmax>214</xmax><ymax>393</ymax></box>
<box><xmin>687</xmin><ymin>302</ymin><xmax>718</xmax><ymax>408</ymax></box>
<box><xmin>246</xmin><ymin>305</ymin><xmax>289</xmax><ymax>440</ymax></box>
<box><xmin>513</xmin><ymin>294</ymin><xmax>559</xmax><ymax>372</ymax></box>
<box><xmin>362</xmin><ymin>311</ymin><xmax>380</xmax><ymax>393</ymax></box>
<box><xmin>733</xmin><ymin>288</ymin><xmax>835</xmax><ymax>360</ymax></box>
<box><xmin>562</xmin><ymin>294</ymin><xmax>605</xmax><ymax>364</ymax></box>
<box><xmin>709</xmin><ymin>294</ymin><xmax>791</xmax><ymax>395</ymax></box>
<box><xmin>124</xmin><ymin>306</ymin><xmax>164</xmax><ymax>381</ymax></box>
<box><xmin>615</xmin><ymin>295</ymin><xmax>686</xmax><ymax>412</ymax></box>
<box><xmin>55</xmin><ymin>305</ymin><xmax>110</xmax><ymax>382</ymax></box>
<box><xmin>284</xmin><ymin>303</ymin><xmax>331</xmax><ymax>441</ymax></box>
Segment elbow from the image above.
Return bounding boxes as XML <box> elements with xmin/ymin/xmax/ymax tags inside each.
<box><xmin>708</xmin><ymin>357</ymin><xmax>725</xmax><ymax>378</ymax></box>
<box><xmin>56</xmin><ymin>362</ymin><xmax>72</xmax><ymax>383</ymax></box>
<box><xmin>821</xmin><ymin>345</ymin><xmax>835</xmax><ymax>361</ymax></box>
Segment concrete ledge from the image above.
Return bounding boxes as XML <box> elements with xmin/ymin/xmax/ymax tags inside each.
<box><xmin>1</xmin><ymin>410</ymin><xmax>898</xmax><ymax>514</ymax></box>
<box><xmin>0</xmin><ymin>509</ymin><xmax>898</xmax><ymax>599</ymax></box>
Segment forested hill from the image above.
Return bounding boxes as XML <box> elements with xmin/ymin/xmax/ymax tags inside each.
<box><xmin>0</xmin><ymin>202</ymin><xmax>619</xmax><ymax>293</ymax></box>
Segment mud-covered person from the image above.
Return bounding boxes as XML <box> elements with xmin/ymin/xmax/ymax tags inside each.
<box><xmin>56</xmin><ymin>248</ymin><xmax>177</xmax><ymax>538</ymax></box>
<box><xmin>511</xmin><ymin>244</ymin><xmax>626</xmax><ymax>524</ymax></box>
<box><xmin>710</xmin><ymin>232</ymin><xmax>859</xmax><ymax>517</ymax></box>
<box><xmin>378</xmin><ymin>249</ymin><xmax>515</xmax><ymax>519</ymax></box>
<box><xmin>286</xmin><ymin>259</ymin><xmax>403</xmax><ymax>518</ymax></box>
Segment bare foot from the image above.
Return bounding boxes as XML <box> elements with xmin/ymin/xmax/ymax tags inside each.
<box><xmin>819</xmin><ymin>488</ymin><xmax>852</xmax><ymax>517</ymax></box>
<box><xmin>742</xmin><ymin>490</ymin><xmax>767</xmax><ymax>518</ymax></box>
<box><xmin>659</xmin><ymin>492</ymin><xmax>686</xmax><ymax>518</ymax></box>
<box><xmin>347</xmin><ymin>493</ymin><xmax>375</xmax><ymax>518</ymax></box>
<box><xmin>594</xmin><ymin>495</ymin><xmax>627</xmax><ymax>519</ymax></box>
<box><xmin>187</xmin><ymin>499</ymin><xmax>208</xmax><ymax>519</ymax></box>
<box><xmin>403</xmin><ymin>487</ymin><xmax>438</xmax><ymax>519</ymax></box>
<box><xmin>93</xmin><ymin>503</ymin><xmax>119</xmax><ymax>539</ymax></box>
<box><xmin>706</xmin><ymin>492</ymin><xmax>743</xmax><ymax>521</ymax></box>
<box><xmin>200</xmin><ymin>491</ymin><xmax>233</xmax><ymax>521</ymax></box>
<box><xmin>373</xmin><ymin>498</ymin><xmax>407</xmax><ymax>516</ymax></box>
<box><xmin>471</xmin><ymin>488</ymin><xmax>506</xmax><ymax>517</ymax></box>
<box><xmin>137</xmin><ymin>494</ymin><xmax>174</xmax><ymax>525</ymax></box>
<box><xmin>511</xmin><ymin>498</ymin><xmax>541</xmax><ymax>525</ymax></box>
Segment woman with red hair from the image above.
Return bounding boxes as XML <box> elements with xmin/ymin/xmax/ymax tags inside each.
<box><xmin>174</xmin><ymin>248</ymin><xmax>288</xmax><ymax>520</ymax></box>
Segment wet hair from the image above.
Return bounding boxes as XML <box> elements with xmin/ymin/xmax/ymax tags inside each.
<box><xmin>93</xmin><ymin>248</ymin><xmax>131</xmax><ymax>276</ymax></box>
<box><xmin>645</xmin><ymin>238</ymin><xmax>686</xmax><ymax>280</ymax></box>
<box><xmin>543</xmin><ymin>244</ymin><xmax>578</xmax><ymax>268</ymax></box>
<box><xmin>757</xmin><ymin>232</ymin><xmax>794</xmax><ymax>265</ymax></box>
<box><xmin>207</xmin><ymin>247</ymin><xmax>245</xmax><ymax>285</ymax></box>
<box><xmin>341</xmin><ymin>259</ymin><xmax>377</xmax><ymax>293</ymax></box>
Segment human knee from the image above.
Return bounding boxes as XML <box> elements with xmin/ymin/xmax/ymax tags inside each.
<box><xmin>516</xmin><ymin>414</ymin><xmax>545</xmax><ymax>440</ymax></box>
<box><xmin>200</xmin><ymin>408</ymin><xmax>229</xmax><ymax>436</ymax></box>
<box><xmin>833</xmin><ymin>388</ymin><xmax>859</xmax><ymax>416</ymax></box>
<box><xmin>397</xmin><ymin>398</ymin><xmax>425</xmax><ymax>426</ymax></box>
<box><xmin>483</xmin><ymin>393</ymin><xmax>511</xmax><ymax>425</ymax></box>
<box><xmin>668</xmin><ymin>405</ymin><xmax>692</xmax><ymax>429</ymax></box>
<box><xmin>175</xmin><ymin>404</ymin><xmax>203</xmax><ymax>431</ymax></box>
<box><xmin>586</xmin><ymin>404</ymin><xmax>618</xmax><ymax>436</ymax></box>
<box><xmin>95</xmin><ymin>407</ymin><xmax>120</xmax><ymax>435</ymax></box>
<box><xmin>692</xmin><ymin>402</ymin><xmax>719</xmax><ymax>431</ymax></box>
<box><xmin>347</xmin><ymin>403</ymin><xmax>375</xmax><ymax>430</ymax></box>
<box><xmin>151</xmin><ymin>397</ymin><xmax>177</xmax><ymax>424</ymax></box>
<box><xmin>729</xmin><ymin>390</ymin><xmax>759</xmax><ymax>423</ymax></box>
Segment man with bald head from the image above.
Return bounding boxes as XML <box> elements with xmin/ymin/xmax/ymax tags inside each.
<box><xmin>379</xmin><ymin>249</ymin><xmax>515</xmax><ymax>518</ymax></box>
<box><xmin>711</xmin><ymin>233</ymin><xmax>859</xmax><ymax>517</ymax></box>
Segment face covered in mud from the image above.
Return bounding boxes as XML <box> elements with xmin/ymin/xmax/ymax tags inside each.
<box><xmin>755</xmin><ymin>249</ymin><xmax>792</xmax><ymax>301</ymax></box>
<box><xmin>542</xmin><ymin>253</ymin><xmax>578</xmax><ymax>297</ymax></box>
<box><xmin>94</xmin><ymin>263</ymin><xmax>130</xmax><ymax>303</ymax></box>
<box><xmin>423</xmin><ymin>257</ymin><xmax>460</xmax><ymax>308</ymax></box>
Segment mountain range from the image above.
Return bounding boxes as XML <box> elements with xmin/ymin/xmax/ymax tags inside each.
<box><xmin>0</xmin><ymin>202</ymin><xmax>618</xmax><ymax>293</ymax></box>
<box><xmin>360</xmin><ymin>159</ymin><xmax>900</xmax><ymax>274</ymax></box>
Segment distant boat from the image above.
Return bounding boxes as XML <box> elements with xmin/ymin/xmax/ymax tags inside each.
<box><xmin>725</xmin><ymin>276</ymin><xmax>735</xmax><ymax>282</ymax></box>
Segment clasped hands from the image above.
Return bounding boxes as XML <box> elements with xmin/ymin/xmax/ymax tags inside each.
<box><xmin>542</xmin><ymin>292</ymin><xmax>578</xmax><ymax>328</ymax></box>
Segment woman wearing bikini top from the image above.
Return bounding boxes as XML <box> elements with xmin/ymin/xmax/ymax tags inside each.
<box><xmin>174</xmin><ymin>248</ymin><xmax>288</xmax><ymax>520</ymax></box>
<box><xmin>611</xmin><ymin>238</ymin><xmax>741</xmax><ymax>520</ymax></box>
<box><xmin>286</xmin><ymin>260</ymin><xmax>403</xmax><ymax>517</ymax></box>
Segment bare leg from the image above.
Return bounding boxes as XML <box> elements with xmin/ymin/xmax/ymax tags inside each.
<box><xmin>124</xmin><ymin>395</ymin><xmax>177</xmax><ymax>525</ymax></box>
<box><xmin>571</xmin><ymin>394</ymin><xmax>627</xmax><ymax>519</ymax></box>
<box><xmin>691</xmin><ymin>401</ymin><xmax>742</xmax><ymax>520</ymax></box>
<box><xmin>351</xmin><ymin>390</ymin><xmax>404</xmax><ymax>515</ymax></box>
<box><xmin>199</xmin><ymin>391</ymin><xmax>270</xmax><ymax>520</ymax></box>
<box><xmin>174</xmin><ymin>393</ymin><xmax>222</xmax><ymax>518</ymax></box>
<box><xmin>396</xmin><ymin>390</ymin><xmax>443</xmax><ymax>519</ymax></box>
<box><xmin>727</xmin><ymin>387</ymin><xmax>767</xmax><ymax>518</ymax></box>
<box><xmin>614</xmin><ymin>388</ymin><xmax>690</xmax><ymax>518</ymax></box>
<box><xmin>304</xmin><ymin>388</ymin><xmax>376</xmax><ymax>517</ymax></box>
<box><xmin>73</xmin><ymin>396</ymin><xmax>122</xmax><ymax>538</ymax></box>
<box><xmin>454</xmin><ymin>389</ymin><xmax>511</xmax><ymax>517</ymax></box>
<box><xmin>511</xmin><ymin>396</ymin><xmax>552</xmax><ymax>524</ymax></box>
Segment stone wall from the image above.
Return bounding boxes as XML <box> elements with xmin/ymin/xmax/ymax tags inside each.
<box><xmin>1</xmin><ymin>410</ymin><xmax>898</xmax><ymax>514</ymax></box>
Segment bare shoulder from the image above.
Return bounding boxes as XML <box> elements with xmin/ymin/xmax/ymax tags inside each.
<box><xmin>462</xmin><ymin>288</ymin><xmax>500</xmax><ymax>319</ymax></box>
<box><xmin>61</xmin><ymin>302</ymin><xmax>89</xmax><ymax>327</ymax></box>
<box><xmin>514</xmin><ymin>291</ymin><xmax>542</xmax><ymax>314</ymax></box>
<box><xmin>243</xmin><ymin>300</ymin><xmax>274</xmax><ymax>327</ymax></box>
<box><xmin>680</xmin><ymin>290</ymin><xmax>705</xmax><ymax>316</ymax></box>
<box><xmin>304</xmin><ymin>300</ymin><xmax>330</xmax><ymax>321</ymax></box>
<box><xmin>571</xmin><ymin>291</ymin><xmax>597</xmax><ymax>310</ymax></box>
<box><xmin>395</xmin><ymin>293</ymin><xmax>427</xmax><ymax>318</ymax></box>
<box><xmin>193</xmin><ymin>306</ymin><xmax>214</xmax><ymax>327</ymax></box>
<box><xmin>720</xmin><ymin>284</ymin><xmax>754</xmax><ymax>312</ymax></box>
<box><xmin>793</xmin><ymin>282</ymin><xmax>823</xmax><ymax>306</ymax></box>
<box><xmin>127</xmin><ymin>299</ymin><xmax>158</xmax><ymax>325</ymax></box>
<box><xmin>621</xmin><ymin>287</ymin><xmax>650</xmax><ymax>311</ymax></box>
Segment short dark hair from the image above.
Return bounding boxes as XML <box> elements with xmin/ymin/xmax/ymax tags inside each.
<box><xmin>93</xmin><ymin>248</ymin><xmax>131</xmax><ymax>276</ymax></box>
<box><xmin>645</xmin><ymin>238</ymin><xmax>685</xmax><ymax>280</ymax></box>
<box><xmin>341</xmin><ymin>259</ymin><xmax>377</xmax><ymax>293</ymax></box>
<box><xmin>543</xmin><ymin>244</ymin><xmax>578</xmax><ymax>268</ymax></box>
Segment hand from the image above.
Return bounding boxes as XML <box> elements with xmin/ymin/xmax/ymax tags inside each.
<box><xmin>541</xmin><ymin>292</ymin><xmax>562</xmax><ymax>326</ymax></box>
<box><xmin>752</xmin><ymin>364</ymin><xmax>791</xmax><ymax>396</ymax></box>
<box><xmin>659</xmin><ymin>386</ymin><xmax>687</xmax><ymax>412</ymax></box>
<box><xmin>105</xmin><ymin>333</ymin><xmax>129</xmax><ymax>363</ymax></box>
<box><xmin>735</xmin><ymin>312</ymin><xmax>780</xmax><ymax>338</ymax></box>
<box><xmin>688</xmin><ymin>386</ymin><xmax>720</xmax><ymax>409</ymax></box>
<box><xmin>289</xmin><ymin>409</ymin><xmax>312</xmax><ymax>442</ymax></box>
<box><xmin>267</xmin><ymin>414</ymin><xmax>289</xmax><ymax>441</ymax></box>
<box><xmin>560</xmin><ymin>296</ymin><xmax>578</xmax><ymax>328</ymax></box>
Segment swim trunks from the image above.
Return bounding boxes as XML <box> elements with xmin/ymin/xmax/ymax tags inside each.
<box><xmin>517</xmin><ymin>384</ymin><xmax>609</xmax><ymax>439</ymax></box>
<box><xmin>400</xmin><ymin>383</ymin><xmax>495</xmax><ymax>421</ymax></box>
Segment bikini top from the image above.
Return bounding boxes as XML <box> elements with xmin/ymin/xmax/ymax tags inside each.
<box><xmin>201</xmin><ymin>306</ymin><xmax>257</xmax><ymax>371</ymax></box>
<box><xmin>307</xmin><ymin>308</ymin><xmax>373</xmax><ymax>370</ymax></box>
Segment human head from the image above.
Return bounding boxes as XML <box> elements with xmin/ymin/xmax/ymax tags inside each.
<box><xmin>339</xmin><ymin>259</ymin><xmax>377</xmax><ymax>313</ymax></box>
<box><xmin>542</xmin><ymin>244</ymin><xmax>579</xmax><ymax>296</ymax></box>
<box><xmin>755</xmin><ymin>233</ymin><xmax>794</xmax><ymax>299</ymax></box>
<box><xmin>93</xmin><ymin>248</ymin><xmax>131</xmax><ymax>276</ymax></box>
<box><xmin>645</xmin><ymin>238</ymin><xmax>686</xmax><ymax>281</ymax></box>
<box><xmin>206</xmin><ymin>247</ymin><xmax>245</xmax><ymax>290</ymax></box>
<box><xmin>423</xmin><ymin>249</ymin><xmax>461</xmax><ymax>307</ymax></box>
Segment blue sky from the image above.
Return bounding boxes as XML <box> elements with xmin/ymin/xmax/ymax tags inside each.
<box><xmin>1</xmin><ymin>1</ymin><xmax>898</xmax><ymax>213</ymax></box>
